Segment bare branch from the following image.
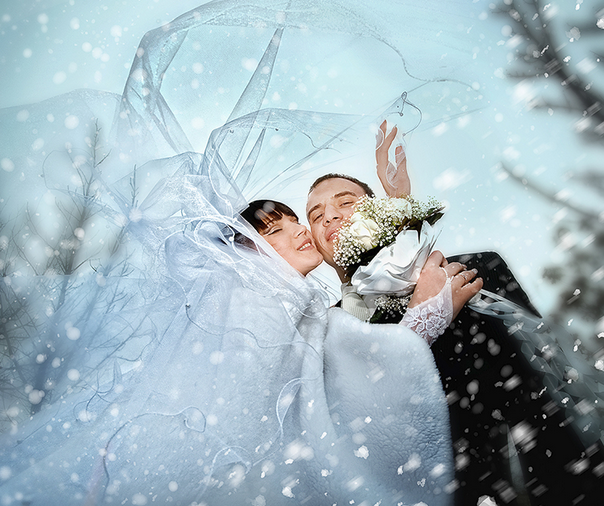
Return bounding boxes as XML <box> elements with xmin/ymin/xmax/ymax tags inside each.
<box><xmin>495</xmin><ymin>0</ymin><xmax>604</xmax><ymax>130</ymax></box>
<box><xmin>500</xmin><ymin>163</ymin><xmax>599</xmax><ymax>220</ymax></box>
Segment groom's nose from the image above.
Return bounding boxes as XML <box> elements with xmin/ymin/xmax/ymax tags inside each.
<box><xmin>323</xmin><ymin>203</ymin><xmax>341</xmax><ymax>224</ymax></box>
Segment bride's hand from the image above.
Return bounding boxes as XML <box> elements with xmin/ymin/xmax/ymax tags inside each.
<box><xmin>409</xmin><ymin>250</ymin><xmax>483</xmax><ymax>319</ymax></box>
<box><xmin>376</xmin><ymin>120</ymin><xmax>410</xmax><ymax>198</ymax></box>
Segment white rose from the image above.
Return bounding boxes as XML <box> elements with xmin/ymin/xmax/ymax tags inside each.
<box><xmin>391</xmin><ymin>198</ymin><xmax>411</xmax><ymax>217</ymax></box>
<box><xmin>349</xmin><ymin>211</ymin><xmax>365</xmax><ymax>224</ymax></box>
<box><xmin>349</xmin><ymin>218</ymin><xmax>379</xmax><ymax>249</ymax></box>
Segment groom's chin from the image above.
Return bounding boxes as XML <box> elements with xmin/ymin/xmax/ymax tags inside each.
<box><xmin>319</xmin><ymin>248</ymin><xmax>335</xmax><ymax>267</ymax></box>
<box><xmin>324</xmin><ymin>255</ymin><xmax>340</xmax><ymax>272</ymax></box>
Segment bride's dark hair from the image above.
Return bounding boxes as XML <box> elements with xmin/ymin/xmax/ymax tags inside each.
<box><xmin>240</xmin><ymin>199</ymin><xmax>298</xmax><ymax>234</ymax></box>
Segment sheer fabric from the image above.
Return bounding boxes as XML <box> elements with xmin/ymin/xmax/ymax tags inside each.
<box><xmin>0</xmin><ymin>152</ymin><xmax>454</xmax><ymax>505</ymax></box>
<box><xmin>0</xmin><ymin>1</ymin><xmax>462</xmax><ymax>504</ymax></box>
<box><xmin>467</xmin><ymin>289</ymin><xmax>604</xmax><ymax>448</ymax></box>
<box><xmin>3</xmin><ymin>2</ymin><xmax>604</xmax><ymax>504</ymax></box>
<box><xmin>401</xmin><ymin>278</ymin><xmax>454</xmax><ymax>346</ymax></box>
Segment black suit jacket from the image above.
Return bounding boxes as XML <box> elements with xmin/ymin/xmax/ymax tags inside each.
<box><xmin>430</xmin><ymin>252</ymin><xmax>604</xmax><ymax>505</ymax></box>
<box><xmin>447</xmin><ymin>251</ymin><xmax>540</xmax><ymax>317</ymax></box>
<box><xmin>338</xmin><ymin>251</ymin><xmax>604</xmax><ymax>505</ymax></box>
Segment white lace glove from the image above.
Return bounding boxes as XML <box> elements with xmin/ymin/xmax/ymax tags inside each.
<box><xmin>400</xmin><ymin>277</ymin><xmax>453</xmax><ymax>346</ymax></box>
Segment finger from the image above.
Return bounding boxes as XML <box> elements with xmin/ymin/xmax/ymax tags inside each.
<box><xmin>384</xmin><ymin>125</ymin><xmax>397</xmax><ymax>149</ymax></box>
<box><xmin>424</xmin><ymin>250</ymin><xmax>445</xmax><ymax>269</ymax></box>
<box><xmin>395</xmin><ymin>144</ymin><xmax>406</xmax><ymax>168</ymax></box>
<box><xmin>451</xmin><ymin>277</ymin><xmax>482</xmax><ymax>318</ymax></box>
<box><xmin>450</xmin><ymin>274</ymin><xmax>466</xmax><ymax>290</ymax></box>
<box><xmin>459</xmin><ymin>276</ymin><xmax>483</xmax><ymax>295</ymax></box>
<box><xmin>451</xmin><ymin>269</ymin><xmax>477</xmax><ymax>289</ymax></box>
<box><xmin>470</xmin><ymin>276</ymin><xmax>483</xmax><ymax>292</ymax></box>
<box><xmin>385</xmin><ymin>161</ymin><xmax>398</xmax><ymax>189</ymax></box>
<box><xmin>444</xmin><ymin>262</ymin><xmax>466</xmax><ymax>277</ymax></box>
<box><xmin>375</xmin><ymin>126</ymin><xmax>385</xmax><ymax>150</ymax></box>
<box><xmin>376</xmin><ymin>120</ymin><xmax>388</xmax><ymax>150</ymax></box>
<box><xmin>377</xmin><ymin>129</ymin><xmax>398</xmax><ymax>167</ymax></box>
<box><xmin>461</xmin><ymin>268</ymin><xmax>478</xmax><ymax>282</ymax></box>
<box><xmin>391</xmin><ymin>144</ymin><xmax>410</xmax><ymax>196</ymax></box>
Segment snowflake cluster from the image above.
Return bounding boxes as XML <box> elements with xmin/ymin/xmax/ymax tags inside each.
<box><xmin>333</xmin><ymin>195</ymin><xmax>443</xmax><ymax>270</ymax></box>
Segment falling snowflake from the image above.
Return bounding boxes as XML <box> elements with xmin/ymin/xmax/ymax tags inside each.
<box><xmin>354</xmin><ymin>445</ymin><xmax>369</xmax><ymax>459</ymax></box>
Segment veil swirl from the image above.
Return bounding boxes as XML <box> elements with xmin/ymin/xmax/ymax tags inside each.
<box><xmin>0</xmin><ymin>1</ymin><xmax>463</xmax><ymax>504</ymax></box>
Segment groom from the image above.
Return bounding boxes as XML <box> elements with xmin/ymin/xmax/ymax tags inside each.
<box><xmin>305</xmin><ymin>123</ymin><xmax>604</xmax><ymax>506</ymax></box>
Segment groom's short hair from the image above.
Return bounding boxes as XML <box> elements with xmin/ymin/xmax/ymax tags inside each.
<box><xmin>308</xmin><ymin>173</ymin><xmax>375</xmax><ymax>198</ymax></box>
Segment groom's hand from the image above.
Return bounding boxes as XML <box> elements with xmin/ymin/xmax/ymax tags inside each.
<box><xmin>409</xmin><ymin>251</ymin><xmax>483</xmax><ymax>319</ymax></box>
<box><xmin>376</xmin><ymin>120</ymin><xmax>410</xmax><ymax>198</ymax></box>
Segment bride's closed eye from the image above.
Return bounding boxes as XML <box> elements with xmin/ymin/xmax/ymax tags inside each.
<box><xmin>264</xmin><ymin>216</ymin><xmax>300</xmax><ymax>235</ymax></box>
<box><xmin>265</xmin><ymin>226</ymin><xmax>281</xmax><ymax>235</ymax></box>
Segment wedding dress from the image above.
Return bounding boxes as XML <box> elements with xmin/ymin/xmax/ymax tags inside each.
<box><xmin>0</xmin><ymin>2</ymin><xmax>460</xmax><ymax>504</ymax></box>
<box><xmin>0</xmin><ymin>175</ymin><xmax>454</xmax><ymax>504</ymax></box>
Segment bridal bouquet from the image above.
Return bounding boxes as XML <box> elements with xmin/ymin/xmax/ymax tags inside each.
<box><xmin>334</xmin><ymin>195</ymin><xmax>444</xmax><ymax>300</ymax></box>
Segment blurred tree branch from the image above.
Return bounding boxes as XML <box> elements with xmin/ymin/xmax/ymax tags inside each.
<box><xmin>0</xmin><ymin>122</ymin><xmax>145</xmax><ymax>429</ymax></box>
<box><xmin>495</xmin><ymin>0</ymin><xmax>604</xmax><ymax>141</ymax></box>
<box><xmin>494</xmin><ymin>0</ymin><xmax>604</xmax><ymax>347</ymax></box>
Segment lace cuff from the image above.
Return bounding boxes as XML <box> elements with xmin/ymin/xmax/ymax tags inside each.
<box><xmin>400</xmin><ymin>278</ymin><xmax>453</xmax><ymax>346</ymax></box>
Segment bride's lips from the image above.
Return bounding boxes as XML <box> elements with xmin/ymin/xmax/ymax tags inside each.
<box><xmin>297</xmin><ymin>239</ymin><xmax>314</xmax><ymax>251</ymax></box>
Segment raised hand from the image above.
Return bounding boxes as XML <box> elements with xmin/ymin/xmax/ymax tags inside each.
<box><xmin>376</xmin><ymin>120</ymin><xmax>410</xmax><ymax>198</ymax></box>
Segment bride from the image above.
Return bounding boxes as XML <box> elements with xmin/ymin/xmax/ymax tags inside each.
<box><xmin>0</xmin><ymin>4</ymin><xmax>468</xmax><ymax>500</ymax></box>
<box><xmin>0</xmin><ymin>158</ymin><xmax>459</xmax><ymax>505</ymax></box>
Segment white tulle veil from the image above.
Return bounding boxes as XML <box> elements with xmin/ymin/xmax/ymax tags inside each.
<box><xmin>0</xmin><ymin>1</ymin><xmax>470</xmax><ymax>504</ymax></box>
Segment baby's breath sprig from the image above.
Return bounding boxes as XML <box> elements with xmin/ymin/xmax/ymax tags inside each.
<box><xmin>333</xmin><ymin>195</ymin><xmax>444</xmax><ymax>276</ymax></box>
<box><xmin>369</xmin><ymin>293</ymin><xmax>412</xmax><ymax>324</ymax></box>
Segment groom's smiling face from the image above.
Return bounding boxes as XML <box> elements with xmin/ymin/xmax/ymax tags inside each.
<box><xmin>306</xmin><ymin>177</ymin><xmax>367</xmax><ymax>269</ymax></box>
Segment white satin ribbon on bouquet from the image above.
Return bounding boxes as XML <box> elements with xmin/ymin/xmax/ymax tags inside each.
<box><xmin>350</xmin><ymin>222</ymin><xmax>440</xmax><ymax>296</ymax></box>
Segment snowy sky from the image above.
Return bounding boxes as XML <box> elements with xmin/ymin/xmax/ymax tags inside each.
<box><xmin>1</xmin><ymin>0</ymin><xmax>602</xmax><ymax>313</ymax></box>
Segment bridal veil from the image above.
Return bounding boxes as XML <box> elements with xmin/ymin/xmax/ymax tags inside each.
<box><xmin>0</xmin><ymin>1</ymin><xmax>466</xmax><ymax>504</ymax></box>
